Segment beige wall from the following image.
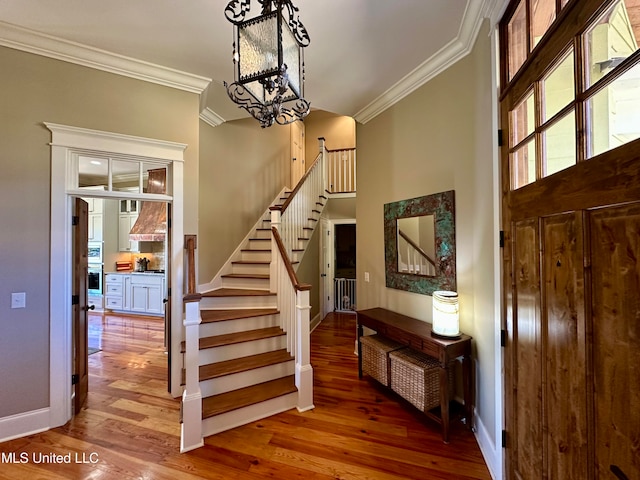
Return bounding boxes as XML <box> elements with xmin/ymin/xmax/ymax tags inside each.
<box><xmin>0</xmin><ymin>46</ymin><xmax>200</xmax><ymax>418</ymax></box>
<box><xmin>198</xmin><ymin>119</ymin><xmax>291</xmax><ymax>282</ymax></box>
<box><xmin>355</xmin><ymin>23</ymin><xmax>498</xmax><ymax>445</ymax></box>
<box><xmin>304</xmin><ymin>111</ymin><xmax>356</xmax><ymax>164</ymax></box>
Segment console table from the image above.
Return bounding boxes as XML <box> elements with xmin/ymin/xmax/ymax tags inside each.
<box><xmin>357</xmin><ymin>307</ymin><xmax>473</xmax><ymax>442</ymax></box>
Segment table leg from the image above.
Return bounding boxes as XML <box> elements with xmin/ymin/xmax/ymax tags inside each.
<box><xmin>357</xmin><ymin>323</ymin><xmax>363</xmax><ymax>378</ymax></box>
<box><xmin>462</xmin><ymin>354</ymin><xmax>473</xmax><ymax>429</ymax></box>
<box><xmin>439</xmin><ymin>365</ymin><xmax>450</xmax><ymax>443</ymax></box>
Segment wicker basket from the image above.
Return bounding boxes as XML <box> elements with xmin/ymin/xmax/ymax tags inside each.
<box><xmin>389</xmin><ymin>348</ymin><xmax>455</xmax><ymax>412</ymax></box>
<box><xmin>360</xmin><ymin>334</ymin><xmax>405</xmax><ymax>386</ymax></box>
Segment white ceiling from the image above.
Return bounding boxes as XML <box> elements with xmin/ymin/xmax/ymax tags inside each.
<box><xmin>0</xmin><ymin>0</ymin><xmax>498</xmax><ymax>124</ymax></box>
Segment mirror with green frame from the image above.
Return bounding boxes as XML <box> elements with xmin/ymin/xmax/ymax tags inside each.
<box><xmin>384</xmin><ymin>190</ymin><xmax>456</xmax><ymax>295</ymax></box>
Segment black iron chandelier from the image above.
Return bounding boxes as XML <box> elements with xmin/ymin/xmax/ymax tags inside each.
<box><xmin>223</xmin><ymin>0</ymin><xmax>310</xmax><ymax>128</ymax></box>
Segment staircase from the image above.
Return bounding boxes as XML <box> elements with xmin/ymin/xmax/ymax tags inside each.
<box><xmin>180</xmin><ymin>180</ymin><xmax>326</xmax><ymax>451</ymax></box>
<box><xmin>179</xmin><ymin>137</ymin><xmax>355</xmax><ymax>452</ymax></box>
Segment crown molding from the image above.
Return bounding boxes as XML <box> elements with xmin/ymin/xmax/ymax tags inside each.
<box><xmin>200</xmin><ymin>108</ymin><xmax>226</xmax><ymax>128</ymax></box>
<box><xmin>0</xmin><ymin>21</ymin><xmax>211</xmax><ymax>94</ymax></box>
<box><xmin>353</xmin><ymin>0</ymin><xmax>492</xmax><ymax>124</ymax></box>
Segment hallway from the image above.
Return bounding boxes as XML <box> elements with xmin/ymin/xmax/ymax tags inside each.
<box><xmin>0</xmin><ymin>312</ymin><xmax>489</xmax><ymax>479</ymax></box>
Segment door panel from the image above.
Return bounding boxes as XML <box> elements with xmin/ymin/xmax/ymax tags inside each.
<box><xmin>290</xmin><ymin>121</ymin><xmax>305</xmax><ymax>187</ymax></box>
<box><xmin>590</xmin><ymin>204</ymin><xmax>640</xmax><ymax>479</ymax></box>
<box><xmin>73</xmin><ymin>198</ymin><xmax>89</xmax><ymax>414</ymax></box>
<box><xmin>542</xmin><ymin>213</ymin><xmax>588</xmax><ymax>479</ymax></box>
<box><xmin>513</xmin><ymin>219</ymin><xmax>543</xmax><ymax>480</ymax></box>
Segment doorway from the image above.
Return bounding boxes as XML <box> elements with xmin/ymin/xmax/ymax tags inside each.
<box><xmin>320</xmin><ymin>219</ymin><xmax>356</xmax><ymax>317</ymax></box>
<box><xmin>47</xmin><ymin>123</ymin><xmax>186</xmax><ymax>430</ymax></box>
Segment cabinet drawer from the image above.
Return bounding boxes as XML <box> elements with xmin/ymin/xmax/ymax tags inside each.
<box><xmin>105</xmin><ymin>284</ymin><xmax>123</xmax><ymax>295</ymax></box>
<box><xmin>105</xmin><ymin>274</ymin><xmax>124</xmax><ymax>284</ymax></box>
<box><xmin>105</xmin><ymin>297</ymin><xmax>123</xmax><ymax>309</ymax></box>
<box><xmin>131</xmin><ymin>275</ymin><xmax>163</xmax><ymax>286</ymax></box>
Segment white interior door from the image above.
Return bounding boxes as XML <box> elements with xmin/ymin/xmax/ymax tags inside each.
<box><xmin>290</xmin><ymin>121</ymin><xmax>305</xmax><ymax>187</ymax></box>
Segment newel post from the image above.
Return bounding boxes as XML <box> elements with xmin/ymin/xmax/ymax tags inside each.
<box><xmin>318</xmin><ymin>137</ymin><xmax>327</xmax><ymax>193</ymax></box>
<box><xmin>180</xmin><ymin>235</ymin><xmax>203</xmax><ymax>453</ymax></box>
<box><xmin>295</xmin><ymin>287</ymin><xmax>314</xmax><ymax>412</ymax></box>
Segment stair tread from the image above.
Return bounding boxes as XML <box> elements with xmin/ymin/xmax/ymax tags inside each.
<box><xmin>202</xmin><ymin>288</ymin><xmax>275</xmax><ymax>298</ymax></box>
<box><xmin>231</xmin><ymin>259</ymin><xmax>270</xmax><ymax>264</ymax></box>
<box><xmin>200</xmin><ymin>308</ymin><xmax>279</xmax><ymax>323</ymax></box>
<box><xmin>200</xmin><ymin>348</ymin><xmax>293</xmax><ymax>380</ymax></box>
<box><xmin>221</xmin><ymin>273</ymin><xmax>270</xmax><ymax>279</ymax></box>
<box><xmin>241</xmin><ymin>248</ymin><xmax>271</xmax><ymax>252</ymax></box>
<box><xmin>202</xmin><ymin>376</ymin><xmax>296</xmax><ymax>419</ymax></box>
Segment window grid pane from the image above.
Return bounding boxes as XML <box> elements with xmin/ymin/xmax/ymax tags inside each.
<box><xmin>532</xmin><ymin>0</ymin><xmax>557</xmax><ymax>48</ymax></box>
<box><xmin>543</xmin><ymin>110</ymin><xmax>577</xmax><ymax>176</ymax></box>
<box><xmin>587</xmin><ymin>62</ymin><xmax>640</xmax><ymax>158</ymax></box>
<box><xmin>542</xmin><ymin>49</ymin><xmax>575</xmax><ymax>122</ymax></box>
<box><xmin>508</xmin><ymin>1</ymin><xmax>528</xmax><ymax>80</ymax></box>
<box><xmin>510</xmin><ymin>90</ymin><xmax>536</xmax><ymax>146</ymax></box>
<box><xmin>585</xmin><ymin>0</ymin><xmax>640</xmax><ymax>88</ymax></box>
<box><xmin>511</xmin><ymin>140</ymin><xmax>537</xmax><ymax>189</ymax></box>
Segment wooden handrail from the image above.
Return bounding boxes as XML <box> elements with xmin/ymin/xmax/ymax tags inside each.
<box><xmin>271</xmin><ymin>150</ymin><xmax>323</xmax><ymax>215</ymax></box>
<box><xmin>184</xmin><ymin>234</ymin><xmax>201</xmax><ymax>302</ymax></box>
<box><xmin>398</xmin><ymin>230</ymin><xmax>436</xmax><ymax>267</ymax></box>
<box><xmin>271</xmin><ymin>227</ymin><xmax>312</xmax><ymax>291</ymax></box>
<box><xmin>326</xmin><ymin>146</ymin><xmax>356</xmax><ymax>152</ymax></box>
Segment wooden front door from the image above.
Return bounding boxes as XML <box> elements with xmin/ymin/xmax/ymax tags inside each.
<box><xmin>72</xmin><ymin>197</ymin><xmax>90</xmax><ymax>414</ymax></box>
<box><xmin>500</xmin><ymin>1</ymin><xmax>640</xmax><ymax>478</ymax></box>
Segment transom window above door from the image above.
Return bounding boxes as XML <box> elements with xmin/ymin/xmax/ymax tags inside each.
<box><xmin>77</xmin><ymin>155</ymin><xmax>169</xmax><ymax>196</ymax></box>
<box><xmin>502</xmin><ymin>0</ymin><xmax>640</xmax><ymax>190</ymax></box>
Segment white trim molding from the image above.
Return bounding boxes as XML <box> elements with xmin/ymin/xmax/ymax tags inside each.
<box><xmin>45</xmin><ymin>123</ymin><xmax>187</xmax><ymax>433</ymax></box>
<box><xmin>0</xmin><ymin>21</ymin><xmax>211</xmax><ymax>94</ymax></box>
<box><xmin>0</xmin><ymin>408</ymin><xmax>50</xmax><ymax>444</ymax></box>
<box><xmin>200</xmin><ymin>108</ymin><xmax>226</xmax><ymax>128</ymax></box>
<box><xmin>354</xmin><ymin>0</ymin><xmax>494</xmax><ymax>124</ymax></box>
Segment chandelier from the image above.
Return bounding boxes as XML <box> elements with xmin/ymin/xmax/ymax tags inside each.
<box><xmin>223</xmin><ymin>0</ymin><xmax>311</xmax><ymax>128</ymax></box>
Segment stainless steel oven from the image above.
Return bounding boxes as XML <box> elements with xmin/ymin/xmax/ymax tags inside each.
<box><xmin>88</xmin><ymin>241</ymin><xmax>103</xmax><ymax>264</ymax></box>
<box><xmin>88</xmin><ymin>265</ymin><xmax>103</xmax><ymax>295</ymax></box>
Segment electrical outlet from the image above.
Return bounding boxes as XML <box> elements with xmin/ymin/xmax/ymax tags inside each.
<box><xmin>11</xmin><ymin>292</ymin><xmax>26</xmax><ymax>309</ymax></box>
<box><xmin>364</xmin><ymin>272</ymin><xmax>370</xmax><ymax>282</ymax></box>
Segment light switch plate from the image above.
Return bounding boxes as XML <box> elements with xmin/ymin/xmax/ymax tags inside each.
<box><xmin>11</xmin><ymin>292</ymin><xmax>26</xmax><ymax>309</ymax></box>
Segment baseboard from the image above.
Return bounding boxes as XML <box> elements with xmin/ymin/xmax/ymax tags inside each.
<box><xmin>473</xmin><ymin>409</ymin><xmax>502</xmax><ymax>480</ymax></box>
<box><xmin>0</xmin><ymin>408</ymin><xmax>50</xmax><ymax>443</ymax></box>
<box><xmin>309</xmin><ymin>312</ymin><xmax>322</xmax><ymax>332</ymax></box>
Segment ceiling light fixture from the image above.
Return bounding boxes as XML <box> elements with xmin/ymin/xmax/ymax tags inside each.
<box><xmin>223</xmin><ymin>0</ymin><xmax>310</xmax><ymax>128</ymax></box>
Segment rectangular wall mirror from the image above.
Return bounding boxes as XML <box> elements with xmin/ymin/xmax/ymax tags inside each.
<box><xmin>384</xmin><ymin>190</ymin><xmax>456</xmax><ymax>295</ymax></box>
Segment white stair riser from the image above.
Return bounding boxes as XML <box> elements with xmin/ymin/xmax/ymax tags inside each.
<box><xmin>231</xmin><ymin>263</ymin><xmax>270</xmax><ymax>275</ymax></box>
<box><xmin>240</xmin><ymin>250</ymin><xmax>271</xmax><ymax>262</ymax></box>
<box><xmin>200</xmin><ymin>294</ymin><xmax>276</xmax><ymax>310</ymax></box>
<box><xmin>200</xmin><ymin>361</ymin><xmax>294</xmax><ymax>397</ymax></box>
<box><xmin>201</xmin><ymin>392</ymin><xmax>297</xmax><ymax>437</ymax></box>
<box><xmin>247</xmin><ymin>239</ymin><xmax>271</xmax><ymax>249</ymax></box>
<box><xmin>255</xmin><ymin>229</ymin><xmax>271</xmax><ymax>239</ymax></box>
<box><xmin>221</xmin><ymin>276</ymin><xmax>270</xmax><ymax>289</ymax></box>
<box><xmin>199</xmin><ymin>313</ymin><xmax>280</xmax><ymax>337</ymax></box>
<box><xmin>199</xmin><ymin>336</ymin><xmax>286</xmax><ymax>365</ymax></box>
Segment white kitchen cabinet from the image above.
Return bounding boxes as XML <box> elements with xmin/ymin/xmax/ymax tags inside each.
<box><xmin>130</xmin><ymin>274</ymin><xmax>164</xmax><ymax>315</ymax></box>
<box><xmin>83</xmin><ymin>197</ymin><xmax>103</xmax><ymax>242</ymax></box>
<box><xmin>105</xmin><ymin>272</ymin><xmax>164</xmax><ymax>316</ymax></box>
<box><xmin>104</xmin><ymin>273</ymin><xmax>128</xmax><ymax>311</ymax></box>
<box><xmin>118</xmin><ymin>213</ymin><xmax>139</xmax><ymax>252</ymax></box>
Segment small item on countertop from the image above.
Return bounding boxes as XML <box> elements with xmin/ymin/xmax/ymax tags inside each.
<box><xmin>136</xmin><ymin>257</ymin><xmax>149</xmax><ymax>272</ymax></box>
<box><xmin>116</xmin><ymin>261</ymin><xmax>132</xmax><ymax>271</ymax></box>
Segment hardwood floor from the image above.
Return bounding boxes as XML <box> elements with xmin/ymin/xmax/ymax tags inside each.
<box><xmin>0</xmin><ymin>312</ymin><xmax>490</xmax><ymax>480</ymax></box>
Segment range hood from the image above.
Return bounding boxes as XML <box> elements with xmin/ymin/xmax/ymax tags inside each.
<box><xmin>129</xmin><ymin>168</ymin><xmax>167</xmax><ymax>242</ymax></box>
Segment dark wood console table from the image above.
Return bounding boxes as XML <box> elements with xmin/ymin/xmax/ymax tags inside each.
<box><xmin>357</xmin><ymin>307</ymin><xmax>473</xmax><ymax>443</ymax></box>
